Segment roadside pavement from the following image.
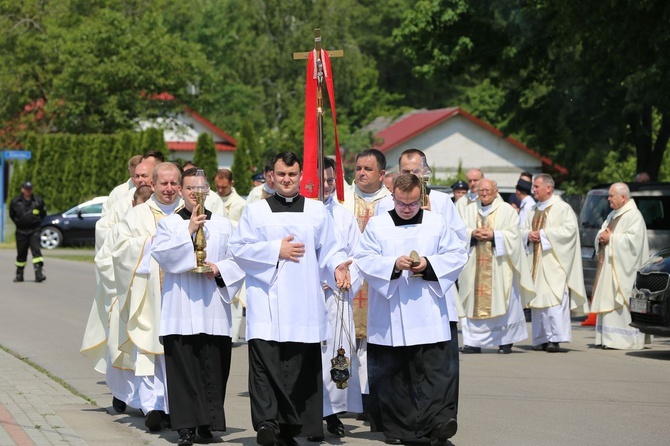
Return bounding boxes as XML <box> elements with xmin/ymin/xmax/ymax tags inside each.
<box><xmin>1</xmin><ymin>249</ymin><xmax>670</xmax><ymax>445</ymax></box>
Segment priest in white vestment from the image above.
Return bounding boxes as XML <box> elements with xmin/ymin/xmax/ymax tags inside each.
<box><xmin>457</xmin><ymin>179</ymin><xmax>533</xmax><ymax>354</ymax></box>
<box><xmin>100</xmin><ymin>154</ymin><xmax>142</xmax><ymax>219</ymax></box>
<box><xmin>229</xmin><ymin>152</ymin><xmax>352</xmax><ymax>446</ymax></box>
<box><xmin>152</xmin><ymin>168</ymin><xmax>245</xmax><ymax>445</ymax></box>
<box><xmin>354</xmin><ymin>174</ymin><xmax>467</xmax><ymax>446</ymax></box>
<box><xmin>523</xmin><ymin>174</ymin><xmax>589</xmax><ymax>353</ymax></box>
<box><xmin>591</xmin><ymin>182</ymin><xmax>651</xmax><ymax>350</ymax></box>
<box><xmin>112</xmin><ymin>162</ymin><xmax>183</xmax><ymax>431</ymax></box>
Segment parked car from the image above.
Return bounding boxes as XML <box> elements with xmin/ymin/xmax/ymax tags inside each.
<box><xmin>630</xmin><ymin>248</ymin><xmax>670</xmax><ymax>336</ymax></box>
<box><xmin>40</xmin><ymin>196</ymin><xmax>108</xmax><ymax>249</ymax></box>
<box><xmin>579</xmin><ymin>182</ymin><xmax>670</xmax><ymax>297</ymax></box>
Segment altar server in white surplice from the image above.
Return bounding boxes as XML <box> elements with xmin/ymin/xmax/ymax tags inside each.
<box><xmin>377</xmin><ymin>148</ymin><xmax>467</xmax><ymax>423</ymax></box>
<box><xmin>314</xmin><ymin>157</ymin><xmax>363</xmax><ymax>442</ymax></box>
<box><xmin>354</xmin><ymin>174</ymin><xmax>467</xmax><ymax>446</ymax></box>
<box><xmin>152</xmin><ymin>168</ymin><xmax>245</xmax><ymax>445</ymax></box>
<box><xmin>591</xmin><ymin>182</ymin><xmax>651</xmax><ymax>350</ymax></box>
<box><xmin>523</xmin><ymin>173</ymin><xmax>589</xmax><ymax>353</ymax></box>
<box><xmin>112</xmin><ymin>162</ymin><xmax>183</xmax><ymax>432</ymax></box>
<box><xmin>457</xmin><ymin>179</ymin><xmax>533</xmax><ymax>354</ymax></box>
<box><xmin>229</xmin><ymin>152</ymin><xmax>353</xmax><ymax>446</ymax></box>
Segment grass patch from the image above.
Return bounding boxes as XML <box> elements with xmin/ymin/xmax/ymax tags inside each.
<box><xmin>46</xmin><ymin>254</ymin><xmax>95</xmax><ymax>263</ymax></box>
<box><xmin>0</xmin><ymin>344</ymin><xmax>97</xmax><ymax>406</ymax></box>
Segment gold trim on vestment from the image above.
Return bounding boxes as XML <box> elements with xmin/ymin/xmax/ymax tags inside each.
<box><xmin>472</xmin><ymin>210</ymin><xmax>496</xmax><ymax>318</ymax></box>
<box><xmin>531</xmin><ymin>206</ymin><xmax>551</xmax><ymax>282</ymax></box>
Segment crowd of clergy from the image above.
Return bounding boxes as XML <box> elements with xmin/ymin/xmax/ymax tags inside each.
<box><xmin>79</xmin><ymin>146</ymin><xmax>650</xmax><ymax>446</ymax></box>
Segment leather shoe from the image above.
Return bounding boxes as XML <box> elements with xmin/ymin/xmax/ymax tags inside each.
<box><xmin>545</xmin><ymin>342</ymin><xmax>560</xmax><ymax>353</ymax></box>
<box><xmin>385</xmin><ymin>437</ymin><xmax>403</xmax><ymax>445</ymax></box>
<box><xmin>532</xmin><ymin>343</ymin><xmax>548</xmax><ymax>351</ymax></box>
<box><xmin>431</xmin><ymin>418</ymin><xmax>458</xmax><ymax>443</ymax></box>
<box><xmin>112</xmin><ymin>396</ymin><xmax>126</xmax><ymax>413</ymax></box>
<box><xmin>256</xmin><ymin>424</ymin><xmax>278</xmax><ymax>446</ymax></box>
<box><xmin>307</xmin><ymin>435</ymin><xmax>324</xmax><ymax>442</ymax></box>
<box><xmin>197</xmin><ymin>425</ymin><xmax>213</xmax><ymax>439</ymax></box>
<box><xmin>459</xmin><ymin>345</ymin><xmax>481</xmax><ymax>354</ymax></box>
<box><xmin>497</xmin><ymin>344</ymin><xmax>513</xmax><ymax>354</ymax></box>
<box><xmin>177</xmin><ymin>428</ymin><xmax>195</xmax><ymax>446</ymax></box>
<box><xmin>144</xmin><ymin>410</ymin><xmax>165</xmax><ymax>432</ymax></box>
<box><xmin>325</xmin><ymin>414</ymin><xmax>345</xmax><ymax>437</ymax></box>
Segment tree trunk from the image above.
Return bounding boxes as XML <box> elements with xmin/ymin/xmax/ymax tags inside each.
<box><xmin>628</xmin><ymin>106</ymin><xmax>654</xmax><ymax>179</ymax></box>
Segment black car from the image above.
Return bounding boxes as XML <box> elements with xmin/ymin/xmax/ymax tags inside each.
<box><xmin>630</xmin><ymin>248</ymin><xmax>670</xmax><ymax>337</ymax></box>
<box><xmin>39</xmin><ymin>196</ymin><xmax>108</xmax><ymax>249</ymax></box>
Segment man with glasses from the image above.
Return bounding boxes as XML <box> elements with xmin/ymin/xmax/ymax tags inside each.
<box><xmin>457</xmin><ymin>179</ymin><xmax>533</xmax><ymax>354</ymax></box>
<box><xmin>354</xmin><ymin>174</ymin><xmax>467</xmax><ymax>446</ymax></box>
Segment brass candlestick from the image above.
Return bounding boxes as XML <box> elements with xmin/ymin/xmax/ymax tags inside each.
<box><xmin>191</xmin><ymin>172</ymin><xmax>213</xmax><ymax>274</ymax></box>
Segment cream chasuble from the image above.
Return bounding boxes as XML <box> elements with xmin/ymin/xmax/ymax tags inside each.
<box><xmin>524</xmin><ymin>195</ymin><xmax>588</xmax><ymax>314</ymax></box>
<box><xmin>112</xmin><ymin>197</ymin><xmax>182</xmax><ymax>375</ymax></box>
<box><xmin>591</xmin><ymin>199</ymin><xmax>649</xmax><ymax>313</ymax></box>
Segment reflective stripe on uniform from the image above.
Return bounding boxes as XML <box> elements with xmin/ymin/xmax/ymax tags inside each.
<box><xmin>15</xmin><ymin>261</ymin><xmax>27</xmax><ymax>267</ymax></box>
<box><xmin>32</xmin><ymin>257</ymin><xmax>44</xmax><ymax>264</ymax></box>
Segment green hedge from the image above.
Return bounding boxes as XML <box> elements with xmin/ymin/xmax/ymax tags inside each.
<box><xmin>8</xmin><ymin>131</ymin><xmax>151</xmax><ymax>212</ymax></box>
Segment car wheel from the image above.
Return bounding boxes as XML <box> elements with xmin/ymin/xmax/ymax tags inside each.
<box><xmin>40</xmin><ymin>227</ymin><xmax>63</xmax><ymax>250</ymax></box>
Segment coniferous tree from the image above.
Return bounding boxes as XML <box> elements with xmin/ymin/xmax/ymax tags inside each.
<box><xmin>193</xmin><ymin>133</ymin><xmax>219</xmax><ymax>184</ymax></box>
<box><xmin>231</xmin><ymin>127</ymin><xmax>254</xmax><ymax>196</ymax></box>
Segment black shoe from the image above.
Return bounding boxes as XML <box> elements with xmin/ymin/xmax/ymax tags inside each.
<box><xmin>385</xmin><ymin>438</ymin><xmax>403</xmax><ymax>445</ymax></box>
<box><xmin>307</xmin><ymin>435</ymin><xmax>324</xmax><ymax>442</ymax></box>
<box><xmin>355</xmin><ymin>412</ymin><xmax>367</xmax><ymax>421</ymax></box>
<box><xmin>545</xmin><ymin>342</ymin><xmax>560</xmax><ymax>353</ymax></box>
<box><xmin>144</xmin><ymin>410</ymin><xmax>164</xmax><ymax>432</ymax></box>
<box><xmin>532</xmin><ymin>343</ymin><xmax>548</xmax><ymax>351</ymax></box>
<box><xmin>256</xmin><ymin>424</ymin><xmax>278</xmax><ymax>446</ymax></box>
<box><xmin>177</xmin><ymin>428</ymin><xmax>195</xmax><ymax>446</ymax></box>
<box><xmin>459</xmin><ymin>345</ymin><xmax>481</xmax><ymax>354</ymax></box>
<box><xmin>112</xmin><ymin>396</ymin><xmax>126</xmax><ymax>413</ymax></box>
<box><xmin>34</xmin><ymin>266</ymin><xmax>45</xmax><ymax>283</ymax></box>
<box><xmin>325</xmin><ymin>414</ymin><xmax>345</xmax><ymax>437</ymax></box>
<box><xmin>163</xmin><ymin>413</ymin><xmax>171</xmax><ymax>429</ymax></box>
<box><xmin>431</xmin><ymin>418</ymin><xmax>458</xmax><ymax>443</ymax></box>
<box><xmin>197</xmin><ymin>425</ymin><xmax>213</xmax><ymax>439</ymax></box>
<box><xmin>498</xmin><ymin>344</ymin><xmax>513</xmax><ymax>354</ymax></box>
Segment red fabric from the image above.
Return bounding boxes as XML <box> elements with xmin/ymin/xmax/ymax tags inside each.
<box><xmin>301</xmin><ymin>50</ymin><xmax>344</xmax><ymax>202</ymax></box>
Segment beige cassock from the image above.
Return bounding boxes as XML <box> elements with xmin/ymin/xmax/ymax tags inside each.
<box><xmin>591</xmin><ymin>199</ymin><xmax>650</xmax><ymax>349</ymax></box>
<box><xmin>457</xmin><ymin>199</ymin><xmax>533</xmax><ymax>348</ymax></box>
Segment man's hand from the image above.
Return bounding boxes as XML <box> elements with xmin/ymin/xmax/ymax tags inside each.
<box><xmin>420</xmin><ymin>194</ymin><xmax>431</xmax><ymax>211</ymax></box>
<box><xmin>395</xmin><ymin>255</ymin><xmax>415</xmax><ymax>271</ymax></box>
<box><xmin>598</xmin><ymin>228</ymin><xmax>612</xmax><ymax>245</ymax></box>
<box><xmin>279</xmin><ymin>235</ymin><xmax>305</xmax><ymax>262</ymax></box>
<box><xmin>528</xmin><ymin>230</ymin><xmax>541</xmax><ymax>243</ymax></box>
<box><xmin>188</xmin><ymin>204</ymin><xmax>207</xmax><ymax>235</ymax></box>
<box><xmin>335</xmin><ymin>260</ymin><xmax>352</xmax><ymax>290</ymax></box>
<box><xmin>203</xmin><ymin>261</ymin><xmax>220</xmax><ymax>279</ymax></box>
<box><xmin>410</xmin><ymin>256</ymin><xmax>428</xmax><ymax>274</ymax></box>
<box><xmin>472</xmin><ymin>227</ymin><xmax>494</xmax><ymax>241</ymax></box>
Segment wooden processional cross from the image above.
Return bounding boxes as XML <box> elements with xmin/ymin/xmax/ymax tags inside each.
<box><xmin>293</xmin><ymin>29</ymin><xmax>343</xmax><ymax>202</ymax></box>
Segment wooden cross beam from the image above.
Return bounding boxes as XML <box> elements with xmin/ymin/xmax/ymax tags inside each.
<box><xmin>292</xmin><ymin>28</ymin><xmax>344</xmax><ymax>60</ymax></box>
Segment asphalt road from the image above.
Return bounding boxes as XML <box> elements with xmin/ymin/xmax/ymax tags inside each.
<box><xmin>1</xmin><ymin>248</ymin><xmax>670</xmax><ymax>446</ymax></box>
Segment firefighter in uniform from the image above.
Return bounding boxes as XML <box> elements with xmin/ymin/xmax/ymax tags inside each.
<box><xmin>9</xmin><ymin>181</ymin><xmax>47</xmax><ymax>282</ymax></box>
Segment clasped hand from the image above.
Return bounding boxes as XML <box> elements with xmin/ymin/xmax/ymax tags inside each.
<box><xmin>395</xmin><ymin>255</ymin><xmax>427</xmax><ymax>273</ymax></box>
<box><xmin>472</xmin><ymin>227</ymin><xmax>494</xmax><ymax>241</ymax></box>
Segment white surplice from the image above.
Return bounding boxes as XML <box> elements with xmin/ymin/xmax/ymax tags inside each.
<box><xmin>354</xmin><ymin>210</ymin><xmax>468</xmax><ymax>347</ymax></box>
<box><xmin>151</xmin><ymin>213</ymin><xmax>245</xmax><ymax>337</ymax></box>
<box><xmin>229</xmin><ymin>197</ymin><xmax>348</xmax><ymax>343</ymax></box>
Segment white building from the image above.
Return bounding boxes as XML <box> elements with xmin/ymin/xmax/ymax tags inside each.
<box><xmin>373</xmin><ymin>107</ymin><xmax>567</xmax><ymax>188</ymax></box>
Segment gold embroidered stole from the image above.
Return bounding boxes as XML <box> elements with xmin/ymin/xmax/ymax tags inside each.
<box><xmin>591</xmin><ymin>215</ymin><xmax>622</xmax><ymax>297</ymax></box>
<box><xmin>352</xmin><ymin>193</ymin><xmax>384</xmax><ymax>339</ymax></box>
<box><xmin>531</xmin><ymin>206</ymin><xmax>551</xmax><ymax>281</ymax></box>
<box><xmin>473</xmin><ymin>209</ymin><xmax>496</xmax><ymax>318</ymax></box>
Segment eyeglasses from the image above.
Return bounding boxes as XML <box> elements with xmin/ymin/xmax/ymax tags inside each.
<box><xmin>184</xmin><ymin>186</ymin><xmax>209</xmax><ymax>192</ymax></box>
<box><xmin>394</xmin><ymin>199</ymin><xmax>421</xmax><ymax>210</ymax></box>
<box><xmin>324</xmin><ymin>178</ymin><xmax>336</xmax><ymax>185</ymax></box>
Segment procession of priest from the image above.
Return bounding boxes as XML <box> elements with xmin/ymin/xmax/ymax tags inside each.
<box><xmin>80</xmin><ymin>146</ymin><xmax>651</xmax><ymax>446</ymax></box>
